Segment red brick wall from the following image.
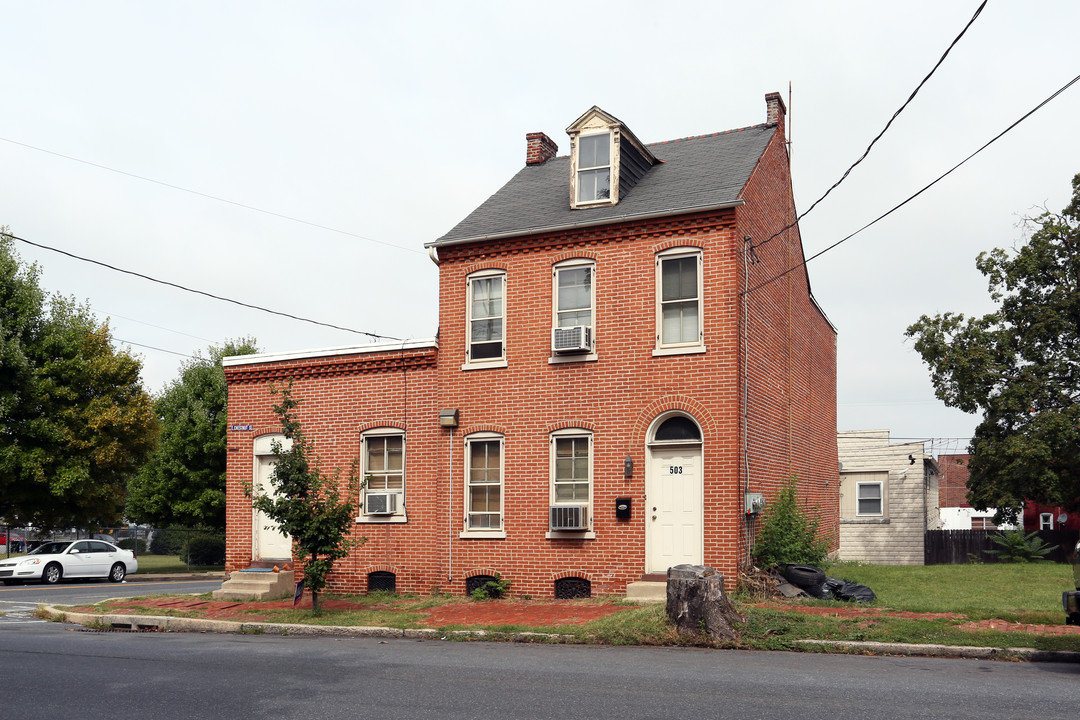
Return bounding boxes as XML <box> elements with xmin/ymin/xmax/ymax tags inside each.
<box><xmin>736</xmin><ymin>121</ymin><xmax>840</xmax><ymax>562</ymax></box>
<box><xmin>938</xmin><ymin>454</ymin><xmax>971</xmax><ymax>508</ymax></box>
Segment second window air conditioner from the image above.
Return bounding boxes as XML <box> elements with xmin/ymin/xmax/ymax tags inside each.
<box><xmin>365</xmin><ymin>492</ymin><xmax>399</xmax><ymax>515</ymax></box>
<box><xmin>552</xmin><ymin>325</ymin><xmax>592</xmax><ymax>354</ymax></box>
<box><xmin>550</xmin><ymin>505</ymin><xmax>589</xmax><ymax>531</ymax></box>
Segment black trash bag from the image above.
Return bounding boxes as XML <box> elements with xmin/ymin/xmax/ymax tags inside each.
<box><xmin>832</xmin><ymin>580</ymin><xmax>876</xmax><ymax>603</ymax></box>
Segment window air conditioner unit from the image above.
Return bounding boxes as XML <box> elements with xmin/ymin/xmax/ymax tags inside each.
<box><xmin>550</xmin><ymin>505</ymin><xmax>589</xmax><ymax>531</ymax></box>
<box><xmin>365</xmin><ymin>492</ymin><xmax>399</xmax><ymax>515</ymax></box>
<box><xmin>552</xmin><ymin>325</ymin><xmax>592</xmax><ymax>354</ymax></box>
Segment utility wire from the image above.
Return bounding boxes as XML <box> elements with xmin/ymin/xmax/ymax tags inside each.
<box><xmin>95</xmin><ymin>307</ymin><xmax>215</xmax><ymax>343</ymax></box>
<box><xmin>114</xmin><ymin>337</ymin><xmax>196</xmax><ymax>359</ymax></box>
<box><xmin>743</xmin><ymin>71</ymin><xmax>1080</xmax><ymax>297</ymax></box>
<box><xmin>0</xmin><ymin>136</ymin><xmax>425</xmax><ymax>255</ymax></box>
<box><xmin>752</xmin><ymin>0</ymin><xmax>987</xmax><ymax>252</ymax></box>
<box><xmin>9</xmin><ymin>233</ymin><xmax>402</xmax><ymax>341</ymax></box>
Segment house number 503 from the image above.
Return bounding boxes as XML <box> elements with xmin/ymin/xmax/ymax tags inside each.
<box><xmin>668</xmin><ymin>466</ymin><xmax>684</xmax><ymax>474</ymax></box>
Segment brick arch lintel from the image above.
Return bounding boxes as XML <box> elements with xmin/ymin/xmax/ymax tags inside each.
<box><xmin>551</xmin><ymin>250</ymin><xmax>599</xmax><ymax>265</ymax></box>
<box><xmin>632</xmin><ymin>395</ymin><xmax>716</xmax><ymax>443</ymax></box>
<box><xmin>462</xmin><ymin>261</ymin><xmax>507</xmax><ymax>277</ymax></box>
<box><xmin>358</xmin><ymin>421</ymin><xmax>406</xmax><ymax>434</ymax></box>
<box><xmin>461</xmin><ymin>425</ymin><xmax>508</xmax><ymax>437</ymax></box>
<box><xmin>462</xmin><ymin>567</ymin><xmax>502</xmax><ymax>580</ymax></box>
<box><xmin>362</xmin><ymin>564</ymin><xmax>400</xmax><ymax>576</ymax></box>
<box><xmin>550</xmin><ymin>569</ymin><xmax>593</xmax><ymax>582</ymax></box>
<box><xmin>653</xmin><ymin>238</ymin><xmax>705</xmax><ymax>255</ymax></box>
<box><xmin>544</xmin><ymin>420</ymin><xmax>597</xmax><ymax>434</ymax></box>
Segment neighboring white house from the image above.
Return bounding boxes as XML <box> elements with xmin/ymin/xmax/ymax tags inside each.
<box><xmin>936</xmin><ymin>453</ymin><xmax>1016</xmax><ymax>530</ymax></box>
<box><xmin>837</xmin><ymin>430</ymin><xmax>941</xmax><ymax>565</ymax></box>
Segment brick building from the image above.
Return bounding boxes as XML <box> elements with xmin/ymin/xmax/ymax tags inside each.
<box><xmin>222</xmin><ymin>93</ymin><xmax>838</xmax><ymax>599</ymax></box>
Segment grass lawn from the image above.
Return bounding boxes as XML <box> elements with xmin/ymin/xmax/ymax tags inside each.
<box><xmin>63</xmin><ymin>562</ymin><xmax>1080</xmax><ymax>653</ymax></box>
<box><xmin>134</xmin><ymin>554</ymin><xmax>224</xmax><ymax>574</ymax></box>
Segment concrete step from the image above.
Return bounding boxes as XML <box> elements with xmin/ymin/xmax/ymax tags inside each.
<box><xmin>624</xmin><ymin>580</ymin><xmax>666</xmax><ymax>604</ymax></box>
<box><xmin>212</xmin><ymin>568</ymin><xmax>295</xmax><ymax>601</ymax></box>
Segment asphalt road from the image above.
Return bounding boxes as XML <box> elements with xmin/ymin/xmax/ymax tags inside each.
<box><xmin>1</xmin><ymin>618</ymin><xmax>1078</xmax><ymax>720</ymax></box>
<box><xmin>0</xmin><ymin>576</ymin><xmax>222</xmax><ymax>617</ymax></box>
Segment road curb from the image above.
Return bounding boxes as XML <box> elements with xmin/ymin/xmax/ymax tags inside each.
<box><xmin>43</xmin><ymin>607</ymin><xmax>574</xmax><ymax>643</ymax></box>
<box><xmin>794</xmin><ymin>639</ymin><xmax>1080</xmax><ymax>663</ymax></box>
<box><xmin>41</xmin><ymin>606</ymin><xmax>1080</xmax><ymax>660</ymax></box>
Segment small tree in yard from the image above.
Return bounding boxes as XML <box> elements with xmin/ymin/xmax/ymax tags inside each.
<box><xmin>752</xmin><ymin>477</ymin><xmax>831</xmax><ymax>569</ymax></box>
<box><xmin>248</xmin><ymin>382</ymin><xmax>363</xmax><ymax>613</ymax></box>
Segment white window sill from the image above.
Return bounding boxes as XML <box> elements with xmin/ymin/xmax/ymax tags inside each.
<box><xmin>356</xmin><ymin>513</ymin><xmax>408</xmax><ymax>524</ymax></box>
<box><xmin>840</xmin><ymin>517</ymin><xmax>890</xmax><ymax>524</ymax></box>
<box><xmin>461</xmin><ymin>359</ymin><xmax>508</xmax><ymax>371</ymax></box>
<box><xmin>545</xmin><ymin>531</ymin><xmax>596</xmax><ymax>540</ymax></box>
<box><xmin>549</xmin><ymin>352</ymin><xmax>598</xmax><ymax>365</ymax></box>
<box><xmin>458</xmin><ymin>530</ymin><xmax>507</xmax><ymax>539</ymax></box>
<box><xmin>652</xmin><ymin>345</ymin><xmax>707</xmax><ymax>357</ymax></box>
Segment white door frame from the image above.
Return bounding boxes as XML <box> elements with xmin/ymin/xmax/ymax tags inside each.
<box><xmin>644</xmin><ymin>413</ymin><xmax>703</xmax><ymax>574</ymax></box>
<box><xmin>252</xmin><ymin>434</ymin><xmax>294</xmax><ymax>561</ymax></box>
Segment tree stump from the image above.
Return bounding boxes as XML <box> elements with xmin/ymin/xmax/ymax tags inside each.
<box><xmin>666</xmin><ymin>564</ymin><xmax>744</xmax><ymax>641</ymax></box>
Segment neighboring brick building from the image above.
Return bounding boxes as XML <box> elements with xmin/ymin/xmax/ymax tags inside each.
<box><xmin>937</xmin><ymin>453</ymin><xmax>1016</xmax><ymax>530</ymax></box>
<box><xmin>222</xmin><ymin>93</ymin><xmax>838</xmax><ymax>599</ymax></box>
<box><xmin>837</xmin><ymin>430</ymin><xmax>940</xmax><ymax>564</ymax></box>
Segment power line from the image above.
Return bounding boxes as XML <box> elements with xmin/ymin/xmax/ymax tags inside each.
<box><xmin>9</xmin><ymin>233</ymin><xmax>403</xmax><ymax>341</ymax></box>
<box><xmin>114</xmin><ymin>337</ymin><xmax>196</xmax><ymax>359</ymax></box>
<box><xmin>0</xmin><ymin>136</ymin><xmax>425</xmax><ymax>256</ymax></box>
<box><xmin>95</xmin><ymin>307</ymin><xmax>215</xmax><ymax>343</ymax></box>
<box><xmin>752</xmin><ymin>0</ymin><xmax>987</xmax><ymax>252</ymax></box>
<box><xmin>743</xmin><ymin>71</ymin><xmax>1080</xmax><ymax>297</ymax></box>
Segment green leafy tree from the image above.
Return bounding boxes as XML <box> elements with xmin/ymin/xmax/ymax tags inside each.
<box><xmin>248</xmin><ymin>382</ymin><xmax>362</xmax><ymax>613</ymax></box>
<box><xmin>752</xmin><ymin>477</ymin><xmax>831</xmax><ymax>569</ymax></box>
<box><xmin>126</xmin><ymin>339</ymin><xmax>259</xmax><ymax>530</ymax></box>
<box><xmin>907</xmin><ymin>174</ymin><xmax>1080</xmax><ymax>524</ymax></box>
<box><xmin>0</xmin><ymin>231</ymin><xmax>157</xmax><ymax>527</ymax></box>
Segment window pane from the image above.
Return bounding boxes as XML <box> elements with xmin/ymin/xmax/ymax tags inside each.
<box><xmin>662</xmin><ymin>301</ymin><xmax>698</xmax><ymax>344</ymax></box>
<box><xmin>579</xmin><ymin>134</ymin><xmax>609</xmax><ymax>168</ymax></box>
<box><xmin>578</xmin><ymin>168</ymin><xmax>610</xmax><ymax>202</ymax></box>
<box><xmin>662</xmin><ymin>257</ymin><xmax>697</xmax><ymax>301</ymax></box>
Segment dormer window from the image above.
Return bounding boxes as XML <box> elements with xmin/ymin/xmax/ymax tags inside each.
<box><xmin>567</xmin><ymin>106</ymin><xmax>658</xmax><ymax>211</ymax></box>
<box><xmin>576</xmin><ymin>133</ymin><xmax>611</xmax><ymax>203</ymax></box>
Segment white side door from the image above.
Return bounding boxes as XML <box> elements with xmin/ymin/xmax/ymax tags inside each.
<box><xmin>645</xmin><ymin>446</ymin><xmax>703</xmax><ymax>573</ymax></box>
<box><xmin>253</xmin><ymin>455</ymin><xmax>293</xmax><ymax>560</ymax></box>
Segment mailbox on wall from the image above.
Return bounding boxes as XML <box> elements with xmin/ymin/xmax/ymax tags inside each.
<box><xmin>615</xmin><ymin>497</ymin><xmax>632</xmax><ymax>519</ymax></box>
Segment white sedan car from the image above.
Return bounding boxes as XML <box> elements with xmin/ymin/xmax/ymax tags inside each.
<box><xmin>0</xmin><ymin>540</ymin><xmax>138</xmax><ymax>585</ymax></box>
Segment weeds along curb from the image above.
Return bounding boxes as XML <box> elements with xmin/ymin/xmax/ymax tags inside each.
<box><xmin>794</xmin><ymin>639</ymin><xmax>1080</xmax><ymax>663</ymax></box>
<box><xmin>45</xmin><ymin>607</ymin><xmax>576</xmax><ymax>643</ymax></box>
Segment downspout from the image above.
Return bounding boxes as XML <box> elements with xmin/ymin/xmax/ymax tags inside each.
<box><xmin>447</xmin><ymin>427</ymin><xmax>454</xmax><ymax>583</ymax></box>
<box><xmin>741</xmin><ymin>235</ymin><xmax>752</xmax><ymax>568</ymax></box>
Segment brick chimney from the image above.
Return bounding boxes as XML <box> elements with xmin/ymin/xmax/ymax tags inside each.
<box><xmin>765</xmin><ymin>92</ymin><xmax>786</xmax><ymax>136</ymax></box>
<box><xmin>526</xmin><ymin>132</ymin><xmax>558</xmax><ymax>166</ymax></box>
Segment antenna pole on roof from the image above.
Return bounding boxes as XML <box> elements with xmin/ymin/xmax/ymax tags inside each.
<box><xmin>787</xmin><ymin>81</ymin><xmax>793</xmax><ymax>159</ymax></box>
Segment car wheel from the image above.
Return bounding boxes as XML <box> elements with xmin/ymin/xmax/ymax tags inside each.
<box><xmin>109</xmin><ymin>563</ymin><xmax>126</xmax><ymax>583</ymax></box>
<box><xmin>782</xmin><ymin>564</ymin><xmax>826</xmax><ymax>589</ymax></box>
<box><xmin>42</xmin><ymin>563</ymin><xmax>62</xmax><ymax>585</ymax></box>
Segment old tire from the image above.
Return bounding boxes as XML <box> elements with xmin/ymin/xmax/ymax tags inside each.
<box><xmin>783</xmin><ymin>564</ymin><xmax>825</xmax><ymax>589</ymax></box>
<box><xmin>109</xmin><ymin>563</ymin><xmax>126</xmax><ymax>583</ymax></box>
<box><xmin>42</xmin><ymin>563</ymin><xmax>62</xmax><ymax>585</ymax></box>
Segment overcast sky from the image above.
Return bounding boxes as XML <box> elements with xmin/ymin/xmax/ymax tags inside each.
<box><xmin>3</xmin><ymin>1</ymin><xmax>1078</xmax><ymax>457</ymax></box>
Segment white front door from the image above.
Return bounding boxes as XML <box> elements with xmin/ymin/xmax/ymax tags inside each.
<box><xmin>645</xmin><ymin>446</ymin><xmax>703</xmax><ymax>573</ymax></box>
<box><xmin>253</xmin><ymin>455</ymin><xmax>293</xmax><ymax>560</ymax></box>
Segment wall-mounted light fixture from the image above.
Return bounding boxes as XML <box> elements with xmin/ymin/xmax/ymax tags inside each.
<box><xmin>439</xmin><ymin>409</ymin><xmax>459</xmax><ymax>428</ymax></box>
<box><xmin>624</xmin><ymin>455</ymin><xmax>633</xmax><ymax>478</ymax></box>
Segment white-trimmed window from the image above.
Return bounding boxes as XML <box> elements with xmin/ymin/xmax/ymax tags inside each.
<box><xmin>856</xmin><ymin>481</ymin><xmax>883</xmax><ymax>517</ymax></box>
<box><xmin>465</xmin><ymin>434</ymin><xmax>503</xmax><ymax>533</ymax></box>
<box><xmin>466</xmin><ymin>271</ymin><xmax>505</xmax><ymax>366</ymax></box>
<box><xmin>552</xmin><ymin>260</ymin><xmax>595</xmax><ymax>357</ymax></box>
<box><xmin>576</xmin><ymin>132</ymin><xmax>611</xmax><ymax>204</ymax></box>
<box><xmin>1040</xmin><ymin>512</ymin><xmax>1054</xmax><ymax>530</ymax></box>
<box><xmin>551</xmin><ymin>430</ymin><xmax>591</xmax><ymax>504</ymax></box>
<box><xmin>655</xmin><ymin>249</ymin><xmax>703</xmax><ymax>352</ymax></box>
<box><xmin>361</xmin><ymin>430</ymin><xmax>406</xmax><ymax>521</ymax></box>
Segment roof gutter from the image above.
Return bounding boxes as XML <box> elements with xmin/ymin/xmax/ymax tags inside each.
<box><xmin>424</xmin><ymin>199</ymin><xmax>745</xmax><ymax>251</ymax></box>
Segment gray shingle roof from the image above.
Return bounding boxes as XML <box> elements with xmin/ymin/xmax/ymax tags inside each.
<box><xmin>431</xmin><ymin>123</ymin><xmax>776</xmax><ymax>247</ymax></box>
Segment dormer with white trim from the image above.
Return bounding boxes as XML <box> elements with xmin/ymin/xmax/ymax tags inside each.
<box><xmin>566</xmin><ymin>106</ymin><xmax>658</xmax><ymax>210</ymax></box>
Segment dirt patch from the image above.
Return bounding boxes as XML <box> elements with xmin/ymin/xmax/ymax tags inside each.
<box><xmin>73</xmin><ymin>597</ymin><xmax>636</xmax><ymax>628</ymax></box>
